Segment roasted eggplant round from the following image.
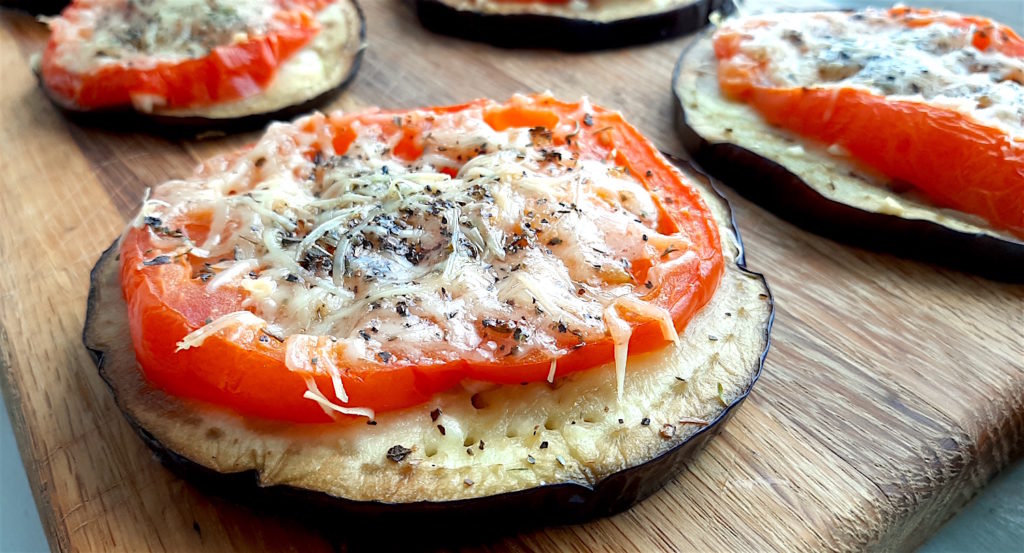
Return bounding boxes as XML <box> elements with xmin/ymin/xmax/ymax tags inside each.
<box><xmin>83</xmin><ymin>161</ymin><xmax>773</xmax><ymax>529</ymax></box>
<box><xmin>416</xmin><ymin>0</ymin><xmax>734</xmax><ymax>51</ymax></box>
<box><xmin>37</xmin><ymin>0</ymin><xmax>365</xmax><ymax>133</ymax></box>
<box><xmin>673</xmin><ymin>27</ymin><xmax>1024</xmax><ymax>282</ymax></box>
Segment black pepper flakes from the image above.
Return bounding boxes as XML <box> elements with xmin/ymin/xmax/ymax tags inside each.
<box><xmin>482</xmin><ymin>318</ymin><xmax>516</xmax><ymax>333</ymax></box>
<box><xmin>641</xmin><ymin>417</ymin><xmax>651</xmax><ymax>426</ymax></box>
<box><xmin>143</xmin><ymin>255</ymin><xmax>172</xmax><ymax>266</ymax></box>
<box><xmin>540</xmin><ymin>441</ymin><xmax>548</xmax><ymax>449</ymax></box>
<box><xmin>377</xmin><ymin>351</ymin><xmax>393</xmax><ymax>363</ymax></box>
<box><xmin>437</xmin><ymin>424</ymin><xmax>446</xmax><ymax>436</ymax></box>
<box><xmin>386</xmin><ymin>445</ymin><xmax>412</xmax><ymax>462</ymax></box>
<box><xmin>430</xmin><ymin>408</ymin><xmax>442</xmax><ymax>422</ymax></box>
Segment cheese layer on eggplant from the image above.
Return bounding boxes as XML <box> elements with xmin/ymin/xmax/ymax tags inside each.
<box><xmin>676</xmin><ymin>25</ymin><xmax>1023</xmax><ymax>242</ymax></box>
<box><xmin>89</xmin><ymin>168</ymin><xmax>770</xmax><ymax>503</ymax></box>
<box><xmin>48</xmin><ymin>0</ymin><xmax>282</xmax><ymax>73</ymax></box>
<box><xmin>44</xmin><ymin>0</ymin><xmax>361</xmax><ymax>116</ymax></box>
<box><xmin>720</xmin><ymin>9</ymin><xmax>1024</xmax><ymax>139</ymax></box>
<box><xmin>135</xmin><ymin>101</ymin><xmax>706</xmax><ymax>409</ymax></box>
<box><xmin>150</xmin><ymin>1</ymin><xmax>362</xmax><ymax>119</ymax></box>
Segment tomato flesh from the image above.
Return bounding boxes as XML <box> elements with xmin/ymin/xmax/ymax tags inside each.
<box><xmin>120</xmin><ymin>95</ymin><xmax>724</xmax><ymax>423</ymax></box>
<box><xmin>713</xmin><ymin>8</ymin><xmax>1024</xmax><ymax>238</ymax></box>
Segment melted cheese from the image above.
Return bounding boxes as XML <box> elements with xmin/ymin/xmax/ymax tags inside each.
<box><xmin>139</xmin><ymin>103</ymin><xmax>699</xmax><ymax>406</ymax></box>
<box><xmin>176</xmin><ymin>311</ymin><xmax>266</xmax><ymax>351</ymax></box>
<box><xmin>722</xmin><ymin>9</ymin><xmax>1024</xmax><ymax>139</ymax></box>
<box><xmin>302</xmin><ymin>376</ymin><xmax>374</xmax><ymax>419</ymax></box>
<box><xmin>49</xmin><ymin>0</ymin><xmax>279</xmax><ymax>74</ymax></box>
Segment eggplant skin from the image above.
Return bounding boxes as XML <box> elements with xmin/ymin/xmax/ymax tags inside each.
<box><xmin>673</xmin><ymin>32</ymin><xmax>1024</xmax><ymax>283</ymax></box>
<box><xmin>36</xmin><ymin>0</ymin><xmax>366</xmax><ymax>135</ymax></box>
<box><xmin>82</xmin><ymin>164</ymin><xmax>772</xmax><ymax>535</ymax></box>
<box><xmin>0</xmin><ymin>0</ymin><xmax>67</xmax><ymax>15</ymax></box>
<box><xmin>416</xmin><ymin>0</ymin><xmax>733</xmax><ymax>51</ymax></box>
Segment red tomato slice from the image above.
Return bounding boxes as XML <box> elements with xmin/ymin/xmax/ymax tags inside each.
<box><xmin>42</xmin><ymin>0</ymin><xmax>331</xmax><ymax>110</ymax></box>
<box><xmin>713</xmin><ymin>8</ymin><xmax>1024</xmax><ymax>238</ymax></box>
<box><xmin>120</xmin><ymin>95</ymin><xmax>724</xmax><ymax>423</ymax></box>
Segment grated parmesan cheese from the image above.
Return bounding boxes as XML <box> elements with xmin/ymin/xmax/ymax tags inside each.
<box><xmin>176</xmin><ymin>311</ymin><xmax>266</xmax><ymax>352</ymax></box>
<box><xmin>302</xmin><ymin>377</ymin><xmax>374</xmax><ymax>420</ymax></box>
<box><xmin>722</xmin><ymin>9</ymin><xmax>1024</xmax><ymax>139</ymax></box>
<box><xmin>142</xmin><ymin>105</ymin><xmax>700</xmax><ymax>406</ymax></box>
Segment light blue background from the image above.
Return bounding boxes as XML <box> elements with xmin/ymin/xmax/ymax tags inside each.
<box><xmin>2</xmin><ymin>1</ymin><xmax>1022</xmax><ymax>551</ymax></box>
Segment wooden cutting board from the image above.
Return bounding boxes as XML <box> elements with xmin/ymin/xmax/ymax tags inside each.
<box><xmin>1</xmin><ymin>1</ymin><xmax>1022</xmax><ymax>551</ymax></box>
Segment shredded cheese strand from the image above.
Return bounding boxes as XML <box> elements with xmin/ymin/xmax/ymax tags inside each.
<box><xmin>302</xmin><ymin>377</ymin><xmax>374</xmax><ymax>420</ymax></box>
<box><xmin>175</xmin><ymin>311</ymin><xmax>266</xmax><ymax>352</ymax></box>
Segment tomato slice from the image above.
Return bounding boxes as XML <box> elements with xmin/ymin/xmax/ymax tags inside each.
<box><xmin>42</xmin><ymin>0</ymin><xmax>331</xmax><ymax>110</ymax></box>
<box><xmin>713</xmin><ymin>8</ymin><xmax>1024</xmax><ymax>238</ymax></box>
<box><xmin>120</xmin><ymin>95</ymin><xmax>724</xmax><ymax>423</ymax></box>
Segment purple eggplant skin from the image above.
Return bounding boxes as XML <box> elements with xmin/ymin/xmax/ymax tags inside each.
<box><xmin>35</xmin><ymin>0</ymin><xmax>365</xmax><ymax>137</ymax></box>
<box><xmin>415</xmin><ymin>0</ymin><xmax>734</xmax><ymax>51</ymax></box>
<box><xmin>0</xmin><ymin>0</ymin><xmax>68</xmax><ymax>15</ymax></box>
<box><xmin>81</xmin><ymin>162</ymin><xmax>773</xmax><ymax>541</ymax></box>
<box><xmin>672</xmin><ymin>40</ymin><xmax>1024</xmax><ymax>283</ymax></box>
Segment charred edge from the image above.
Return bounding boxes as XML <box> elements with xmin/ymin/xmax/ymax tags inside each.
<box><xmin>0</xmin><ymin>0</ymin><xmax>68</xmax><ymax>15</ymax></box>
<box><xmin>36</xmin><ymin>0</ymin><xmax>366</xmax><ymax>137</ymax></box>
<box><xmin>82</xmin><ymin>241</ymin><xmax>120</xmax><ymax>367</ymax></box>
<box><xmin>415</xmin><ymin>0</ymin><xmax>734</xmax><ymax>51</ymax></box>
<box><xmin>81</xmin><ymin>174</ymin><xmax>771</xmax><ymax>534</ymax></box>
<box><xmin>671</xmin><ymin>36</ymin><xmax>1024</xmax><ymax>283</ymax></box>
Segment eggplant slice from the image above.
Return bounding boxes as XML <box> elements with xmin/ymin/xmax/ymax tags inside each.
<box><xmin>83</xmin><ymin>163</ymin><xmax>772</xmax><ymax>528</ymax></box>
<box><xmin>38</xmin><ymin>0</ymin><xmax>365</xmax><ymax>133</ymax></box>
<box><xmin>674</xmin><ymin>32</ymin><xmax>1024</xmax><ymax>282</ymax></box>
<box><xmin>416</xmin><ymin>0</ymin><xmax>734</xmax><ymax>51</ymax></box>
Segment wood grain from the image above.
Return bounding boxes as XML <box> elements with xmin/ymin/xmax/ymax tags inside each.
<box><xmin>1</xmin><ymin>1</ymin><xmax>1022</xmax><ymax>551</ymax></box>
